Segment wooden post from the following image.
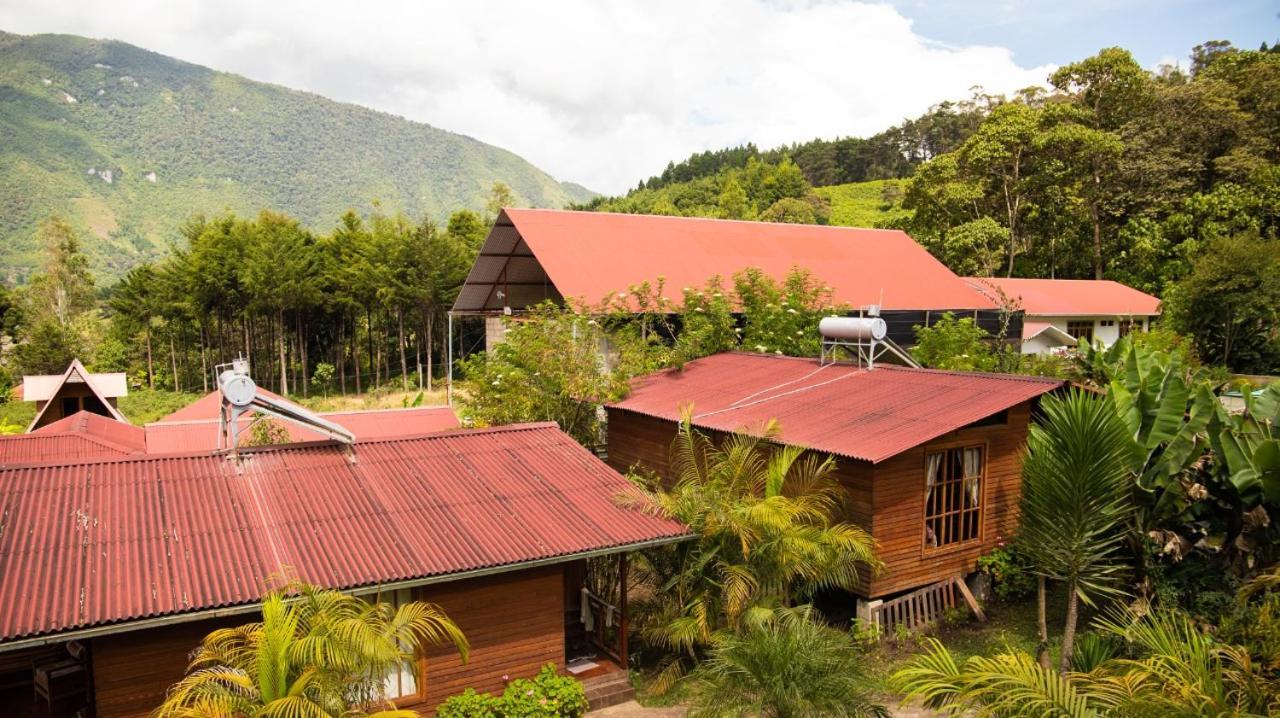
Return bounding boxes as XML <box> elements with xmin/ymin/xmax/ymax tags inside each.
<box><xmin>618</xmin><ymin>553</ymin><xmax>629</xmax><ymax>667</ymax></box>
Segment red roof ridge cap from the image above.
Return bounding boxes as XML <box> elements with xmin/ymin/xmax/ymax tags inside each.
<box><xmin>505</xmin><ymin>207</ymin><xmax>903</xmax><ymax>234</ymax></box>
<box><xmin>876</xmin><ymin>364</ymin><xmax>1065</xmax><ymax>385</ymax></box>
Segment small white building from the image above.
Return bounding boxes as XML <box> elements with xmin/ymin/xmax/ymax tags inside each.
<box><xmin>966</xmin><ymin>278</ymin><xmax>1162</xmax><ymax>354</ymax></box>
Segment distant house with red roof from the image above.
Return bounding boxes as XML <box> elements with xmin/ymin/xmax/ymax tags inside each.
<box><xmin>606</xmin><ymin>351</ymin><xmax>1063</xmax><ymax>602</ymax></box>
<box><xmin>454</xmin><ymin>209</ymin><xmax>1016</xmax><ymax>350</ymax></box>
<box><xmin>966</xmin><ymin>277</ymin><xmax>1161</xmax><ymax>353</ymax></box>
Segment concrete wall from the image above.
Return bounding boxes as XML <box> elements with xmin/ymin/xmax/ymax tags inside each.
<box><xmin>1024</xmin><ymin>315</ymin><xmax>1151</xmax><ymax>354</ymax></box>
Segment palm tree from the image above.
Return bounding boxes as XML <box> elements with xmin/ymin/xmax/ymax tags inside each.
<box><xmin>892</xmin><ymin>606</ymin><xmax>1280</xmax><ymax>718</ymax></box>
<box><xmin>1018</xmin><ymin>389</ymin><xmax>1134</xmax><ymax>673</ymax></box>
<box><xmin>632</xmin><ymin>416</ymin><xmax>880</xmax><ymax>691</ymax></box>
<box><xmin>687</xmin><ymin>606</ymin><xmax>889</xmax><ymax>718</ymax></box>
<box><xmin>155</xmin><ymin>582</ymin><xmax>468</xmax><ymax>718</ymax></box>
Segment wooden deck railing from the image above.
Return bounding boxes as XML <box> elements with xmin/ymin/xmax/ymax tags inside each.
<box><xmin>860</xmin><ymin>575</ymin><xmax>984</xmax><ymax>636</ymax></box>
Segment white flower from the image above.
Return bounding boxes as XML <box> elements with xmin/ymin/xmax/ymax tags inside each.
<box><xmin>787</xmin><ymin>308</ymin><xmax>797</xmax><ymax>314</ymax></box>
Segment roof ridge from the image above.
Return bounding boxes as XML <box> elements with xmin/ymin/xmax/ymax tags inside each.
<box><xmin>2</xmin><ymin>421</ymin><xmax>560</xmax><ymax>471</ymax></box>
<box><xmin>872</xmin><ymin>364</ymin><xmax>1063</xmax><ymax>384</ymax></box>
<box><xmin>505</xmin><ymin>207</ymin><xmax>902</xmax><ymax>234</ymax></box>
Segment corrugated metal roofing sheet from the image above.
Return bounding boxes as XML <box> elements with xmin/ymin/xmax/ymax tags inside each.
<box><xmin>0</xmin><ymin>412</ymin><xmax>146</xmax><ymax>464</ymax></box>
<box><xmin>455</xmin><ymin>209</ymin><xmax>997</xmax><ymax>313</ymax></box>
<box><xmin>0</xmin><ymin>423</ymin><xmax>687</xmax><ymax>643</ymax></box>
<box><xmin>966</xmin><ymin>277</ymin><xmax>1161</xmax><ymax>317</ymax></box>
<box><xmin>144</xmin><ymin>405</ymin><xmax>460</xmax><ymax>454</ymax></box>
<box><xmin>608</xmin><ymin>352</ymin><xmax>1063</xmax><ymax>463</ymax></box>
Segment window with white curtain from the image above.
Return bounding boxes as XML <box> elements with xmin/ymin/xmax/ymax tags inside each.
<box><xmin>923</xmin><ymin>445</ymin><xmax>984</xmax><ymax>548</ymax></box>
<box><xmin>378</xmin><ymin>588</ymin><xmax>420</xmax><ymax>700</ymax></box>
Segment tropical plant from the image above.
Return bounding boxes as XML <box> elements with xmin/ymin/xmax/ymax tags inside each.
<box><xmin>436</xmin><ymin>664</ymin><xmax>587</xmax><ymax>718</ymax></box>
<box><xmin>894</xmin><ymin>613</ymin><xmax>1277</xmax><ymax>717</ymax></box>
<box><xmin>686</xmin><ymin>606</ymin><xmax>889</xmax><ymax>718</ymax></box>
<box><xmin>630</xmin><ymin>417</ymin><xmax>879</xmax><ymax>692</ymax></box>
<box><xmin>155</xmin><ymin>582</ymin><xmax>468</xmax><ymax>718</ymax></box>
<box><xmin>1018</xmin><ymin>389</ymin><xmax>1135</xmax><ymax>673</ymax></box>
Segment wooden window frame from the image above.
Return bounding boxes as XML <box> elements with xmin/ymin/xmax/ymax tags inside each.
<box><xmin>1066</xmin><ymin>321</ymin><xmax>1094</xmax><ymax>342</ymax></box>
<box><xmin>921</xmin><ymin>441</ymin><xmax>988</xmax><ymax>555</ymax></box>
<box><xmin>376</xmin><ymin>587</ymin><xmax>427</xmax><ymax>704</ymax></box>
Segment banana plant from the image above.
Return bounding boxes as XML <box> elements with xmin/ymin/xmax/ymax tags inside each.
<box><xmin>1208</xmin><ymin>384</ymin><xmax>1280</xmax><ymax>510</ymax></box>
<box><xmin>1106</xmin><ymin>342</ymin><xmax>1218</xmax><ymax>525</ymax></box>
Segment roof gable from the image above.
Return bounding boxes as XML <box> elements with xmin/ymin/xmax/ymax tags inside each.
<box><xmin>455</xmin><ymin>209</ymin><xmax>996</xmax><ymax>313</ymax></box>
<box><xmin>608</xmin><ymin>352</ymin><xmax>1062</xmax><ymax>463</ymax></box>
<box><xmin>25</xmin><ymin>359</ymin><xmax>128</xmax><ymax>431</ymax></box>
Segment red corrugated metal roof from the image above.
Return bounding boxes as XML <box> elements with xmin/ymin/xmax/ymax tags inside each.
<box><xmin>0</xmin><ymin>423</ymin><xmax>687</xmax><ymax>643</ymax></box>
<box><xmin>144</xmin><ymin>404</ymin><xmax>460</xmax><ymax>454</ymax></box>
<box><xmin>608</xmin><ymin>352</ymin><xmax>1062</xmax><ymax>463</ymax></box>
<box><xmin>966</xmin><ymin>277</ymin><xmax>1161</xmax><ymax>317</ymax></box>
<box><xmin>455</xmin><ymin>209</ymin><xmax>996</xmax><ymax>313</ymax></box>
<box><xmin>0</xmin><ymin>412</ymin><xmax>145</xmax><ymax>464</ymax></box>
<box><xmin>159</xmin><ymin>387</ymin><xmax>288</xmax><ymax>422</ymax></box>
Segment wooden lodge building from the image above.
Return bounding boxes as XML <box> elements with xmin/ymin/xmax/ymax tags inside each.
<box><xmin>0</xmin><ymin>419</ymin><xmax>687</xmax><ymax>716</ymax></box>
<box><xmin>450</xmin><ymin>208</ymin><xmax>1018</xmax><ymax>350</ymax></box>
<box><xmin>605</xmin><ymin>351</ymin><xmax>1063</xmax><ymax>604</ymax></box>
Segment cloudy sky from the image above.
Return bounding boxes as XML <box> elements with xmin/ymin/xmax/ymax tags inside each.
<box><xmin>0</xmin><ymin>1</ymin><xmax>1275</xmax><ymax>194</ymax></box>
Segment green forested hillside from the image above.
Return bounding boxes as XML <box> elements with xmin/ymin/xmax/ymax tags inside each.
<box><xmin>0</xmin><ymin>31</ymin><xmax>594</xmax><ymax>282</ymax></box>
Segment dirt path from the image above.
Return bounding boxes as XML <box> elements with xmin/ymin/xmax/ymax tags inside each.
<box><xmin>586</xmin><ymin>700</ymin><xmax>941</xmax><ymax>717</ymax></box>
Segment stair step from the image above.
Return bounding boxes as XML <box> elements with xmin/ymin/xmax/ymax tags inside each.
<box><xmin>585</xmin><ymin>684</ymin><xmax>635</xmax><ymax>710</ymax></box>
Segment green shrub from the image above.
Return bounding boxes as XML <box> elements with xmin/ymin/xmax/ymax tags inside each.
<box><xmin>437</xmin><ymin>688</ymin><xmax>500</xmax><ymax>718</ymax></box>
<box><xmin>438</xmin><ymin>664</ymin><xmax>587</xmax><ymax>718</ymax></box>
<box><xmin>499</xmin><ymin>663</ymin><xmax>588</xmax><ymax>718</ymax></box>
<box><xmin>976</xmin><ymin>544</ymin><xmax>1037</xmax><ymax>602</ymax></box>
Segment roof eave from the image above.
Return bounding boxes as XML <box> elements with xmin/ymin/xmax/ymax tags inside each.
<box><xmin>0</xmin><ymin>532</ymin><xmax>692</xmax><ymax>653</ymax></box>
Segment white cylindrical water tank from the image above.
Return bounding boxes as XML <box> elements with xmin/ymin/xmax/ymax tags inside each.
<box><xmin>819</xmin><ymin>316</ymin><xmax>887</xmax><ymax>341</ymax></box>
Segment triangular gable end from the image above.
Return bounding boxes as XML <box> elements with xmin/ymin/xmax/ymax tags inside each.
<box><xmin>26</xmin><ymin>359</ymin><xmax>128</xmax><ymax>432</ymax></box>
<box><xmin>452</xmin><ymin>209</ymin><xmax>565</xmax><ymax>313</ymax></box>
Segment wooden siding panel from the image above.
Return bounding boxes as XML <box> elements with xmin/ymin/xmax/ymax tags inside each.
<box><xmin>867</xmin><ymin>402</ymin><xmax>1030</xmax><ymax>596</ymax></box>
<box><xmin>411</xmin><ymin>566</ymin><xmax>564</xmax><ymax>712</ymax></box>
<box><xmin>92</xmin><ymin>619</ymin><xmax>234</xmax><ymax>718</ymax></box>
<box><xmin>605</xmin><ymin>409</ymin><xmax>678</xmax><ymax>478</ymax></box>
<box><xmin>90</xmin><ymin>566</ymin><xmax>564</xmax><ymax>718</ymax></box>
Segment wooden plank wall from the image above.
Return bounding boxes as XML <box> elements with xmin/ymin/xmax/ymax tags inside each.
<box><xmin>411</xmin><ymin>565</ymin><xmax>564</xmax><ymax>713</ymax></box>
<box><xmin>865</xmin><ymin>402</ymin><xmax>1030</xmax><ymax>597</ymax></box>
<box><xmin>92</xmin><ymin>618</ymin><xmax>234</xmax><ymax>718</ymax></box>
<box><xmin>605</xmin><ymin>409</ymin><xmax>679</xmax><ymax>479</ymax></box>
<box><xmin>89</xmin><ymin>565</ymin><xmax>564</xmax><ymax>718</ymax></box>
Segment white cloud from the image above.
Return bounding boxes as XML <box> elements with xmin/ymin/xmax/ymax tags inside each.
<box><xmin>0</xmin><ymin>0</ymin><xmax>1054</xmax><ymax>194</ymax></box>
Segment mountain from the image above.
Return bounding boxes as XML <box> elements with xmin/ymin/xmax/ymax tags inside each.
<box><xmin>0</xmin><ymin>31</ymin><xmax>595</xmax><ymax>282</ymax></box>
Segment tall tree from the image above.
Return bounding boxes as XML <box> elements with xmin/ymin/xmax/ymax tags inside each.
<box><xmin>1018</xmin><ymin>389</ymin><xmax>1134</xmax><ymax>673</ymax></box>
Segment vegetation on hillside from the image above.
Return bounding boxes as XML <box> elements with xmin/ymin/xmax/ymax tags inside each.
<box><xmin>0</xmin><ymin>31</ymin><xmax>593</xmax><ymax>283</ymax></box>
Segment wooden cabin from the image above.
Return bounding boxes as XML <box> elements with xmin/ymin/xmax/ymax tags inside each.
<box><xmin>0</xmin><ymin>423</ymin><xmax>688</xmax><ymax>717</ymax></box>
<box><xmin>20</xmin><ymin>359</ymin><xmax>128</xmax><ymax>431</ymax></box>
<box><xmin>605</xmin><ymin>352</ymin><xmax>1062</xmax><ymax>601</ymax></box>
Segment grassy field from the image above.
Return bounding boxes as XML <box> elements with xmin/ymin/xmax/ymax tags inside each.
<box><xmin>815</xmin><ymin>179</ymin><xmax>913</xmax><ymax>229</ymax></box>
